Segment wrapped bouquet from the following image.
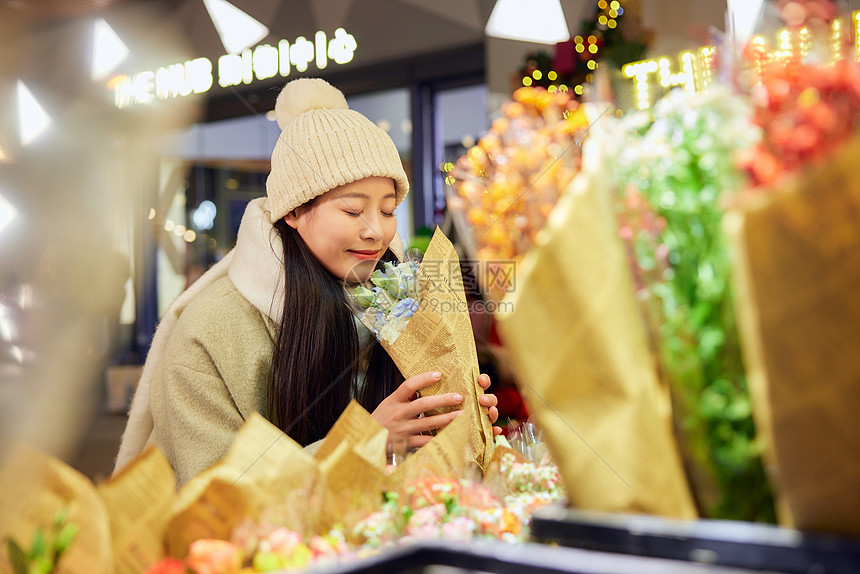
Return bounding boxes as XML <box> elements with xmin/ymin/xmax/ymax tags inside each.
<box><xmin>723</xmin><ymin>3</ymin><xmax>860</xmax><ymax>535</ymax></box>
<box><xmin>606</xmin><ymin>86</ymin><xmax>774</xmax><ymax>521</ymax></box>
<box><xmin>352</xmin><ymin>229</ymin><xmax>495</xmax><ymax>472</ymax></box>
<box><xmin>447</xmin><ymin>86</ymin><xmax>589</xmax><ymax>302</ymax></box>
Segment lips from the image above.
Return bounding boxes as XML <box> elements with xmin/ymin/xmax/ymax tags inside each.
<box><xmin>348</xmin><ymin>249</ymin><xmax>381</xmax><ymax>261</ymax></box>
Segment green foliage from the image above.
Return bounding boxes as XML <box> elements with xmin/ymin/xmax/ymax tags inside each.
<box><xmin>4</xmin><ymin>508</ymin><xmax>78</xmax><ymax>574</ymax></box>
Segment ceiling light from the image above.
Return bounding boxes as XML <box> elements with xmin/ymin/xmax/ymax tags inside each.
<box><xmin>485</xmin><ymin>0</ymin><xmax>570</xmax><ymax>45</ymax></box>
<box><xmin>203</xmin><ymin>0</ymin><xmax>269</xmax><ymax>55</ymax></box>
<box><xmin>92</xmin><ymin>18</ymin><xmax>129</xmax><ymax>81</ymax></box>
<box><xmin>17</xmin><ymin>81</ymin><xmax>51</xmax><ymax>146</ymax></box>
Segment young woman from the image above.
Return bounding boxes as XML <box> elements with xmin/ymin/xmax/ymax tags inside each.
<box><xmin>115</xmin><ymin>78</ymin><xmax>500</xmax><ymax>486</ymax></box>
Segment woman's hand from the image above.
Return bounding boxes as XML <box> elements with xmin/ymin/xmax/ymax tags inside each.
<box><xmin>372</xmin><ymin>371</ymin><xmax>464</xmax><ymax>449</ymax></box>
<box><xmin>478</xmin><ymin>373</ymin><xmax>504</xmax><ymax>436</ymax></box>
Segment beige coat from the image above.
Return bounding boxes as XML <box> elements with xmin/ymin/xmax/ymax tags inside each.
<box><xmin>147</xmin><ymin>275</ymin><xmax>277</xmax><ymax>486</ymax></box>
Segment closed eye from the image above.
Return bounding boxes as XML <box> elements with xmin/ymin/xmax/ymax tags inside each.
<box><xmin>382</xmin><ymin>211</ymin><xmax>395</xmax><ymax>217</ymax></box>
<box><xmin>344</xmin><ymin>210</ymin><xmax>361</xmax><ymax>217</ymax></box>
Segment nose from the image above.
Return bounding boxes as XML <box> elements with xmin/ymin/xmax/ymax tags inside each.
<box><xmin>358</xmin><ymin>212</ymin><xmax>385</xmax><ymax>241</ymax></box>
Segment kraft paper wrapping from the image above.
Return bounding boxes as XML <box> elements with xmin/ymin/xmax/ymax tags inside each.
<box><xmin>387</xmin><ymin>401</ymin><xmax>477</xmax><ymax>492</ymax></box>
<box><xmin>316</xmin><ymin>442</ymin><xmax>386</xmax><ymax>534</ymax></box>
<box><xmin>314</xmin><ymin>401</ymin><xmax>388</xmax><ymax>533</ymax></box>
<box><xmin>314</xmin><ymin>401</ymin><xmax>387</xmax><ymax>470</ymax></box>
<box><xmin>725</xmin><ymin>133</ymin><xmax>860</xmax><ymax>536</ymax></box>
<box><xmin>96</xmin><ymin>447</ymin><xmax>174</xmax><ymax>573</ymax></box>
<box><xmin>166</xmin><ymin>413</ymin><xmax>318</xmax><ymax>555</ymax></box>
<box><xmin>495</xmin><ymin>132</ymin><xmax>697</xmax><ymax>519</ymax></box>
<box><xmin>359</xmin><ymin>229</ymin><xmax>495</xmax><ymax>472</ymax></box>
<box><xmin>0</xmin><ymin>446</ymin><xmax>113</xmax><ymax>574</ymax></box>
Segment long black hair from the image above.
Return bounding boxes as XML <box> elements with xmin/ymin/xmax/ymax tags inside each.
<box><xmin>267</xmin><ymin>218</ymin><xmax>404</xmax><ymax>445</ymax></box>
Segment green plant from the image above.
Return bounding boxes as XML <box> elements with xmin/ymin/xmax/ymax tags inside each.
<box><xmin>5</xmin><ymin>509</ymin><xmax>78</xmax><ymax>574</ymax></box>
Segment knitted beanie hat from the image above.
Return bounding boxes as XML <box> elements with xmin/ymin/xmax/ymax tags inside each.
<box><xmin>266</xmin><ymin>78</ymin><xmax>410</xmax><ymax>223</ymax></box>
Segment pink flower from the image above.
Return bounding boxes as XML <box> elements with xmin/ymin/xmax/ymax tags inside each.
<box><xmin>440</xmin><ymin>517</ymin><xmax>476</xmax><ymax>542</ymax></box>
<box><xmin>145</xmin><ymin>557</ymin><xmax>186</xmax><ymax>574</ymax></box>
<box><xmin>266</xmin><ymin>527</ymin><xmax>301</xmax><ymax>555</ymax></box>
<box><xmin>186</xmin><ymin>539</ymin><xmax>243</xmax><ymax>574</ymax></box>
<box><xmin>405</xmin><ymin>505</ymin><xmax>444</xmax><ymax>539</ymax></box>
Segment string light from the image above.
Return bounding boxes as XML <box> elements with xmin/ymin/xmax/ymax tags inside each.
<box><xmin>855</xmin><ymin>12</ymin><xmax>860</xmax><ymax>61</ymax></box>
<box><xmin>681</xmin><ymin>51</ymin><xmax>695</xmax><ymax>92</ymax></box>
<box><xmin>854</xmin><ymin>10</ymin><xmax>860</xmax><ymax>62</ymax></box>
<box><xmin>522</xmin><ymin>76</ymin><xmax>533</xmax><ymax>86</ymax></box>
<box><xmin>831</xmin><ymin>18</ymin><xmax>843</xmax><ymax>61</ymax></box>
<box><xmin>799</xmin><ymin>26</ymin><xmax>811</xmax><ymax>58</ymax></box>
<box><xmin>532</xmin><ymin>69</ymin><xmax>542</xmax><ymax>80</ymax></box>
<box><xmin>548</xmin><ymin>70</ymin><xmax>557</xmax><ymax>81</ymax></box>
<box><xmin>608</xmin><ymin>19</ymin><xmax>617</xmax><ymax>29</ymax></box>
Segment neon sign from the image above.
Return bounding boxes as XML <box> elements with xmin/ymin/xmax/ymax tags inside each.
<box><xmin>112</xmin><ymin>28</ymin><xmax>357</xmax><ymax>109</ymax></box>
<box><xmin>622</xmin><ymin>11</ymin><xmax>860</xmax><ymax>111</ymax></box>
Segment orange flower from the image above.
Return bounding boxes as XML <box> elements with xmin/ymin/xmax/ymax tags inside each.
<box><xmin>186</xmin><ymin>539</ymin><xmax>243</xmax><ymax>574</ymax></box>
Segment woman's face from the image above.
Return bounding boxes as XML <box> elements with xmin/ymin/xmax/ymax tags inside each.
<box><xmin>284</xmin><ymin>176</ymin><xmax>398</xmax><ymax>283</ymax></box>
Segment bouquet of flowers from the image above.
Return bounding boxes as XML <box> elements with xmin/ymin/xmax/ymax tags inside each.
<box><xmin>351</xmin><ymin>229</ymin><xmax>495</xmax><ymax>472</ymax></box>
<box><xmin>447</xmin><ymin>86</ymin><xmax>589</xmax><ymax>302</ymax></box>
<box><xmin>721</xmin><ymin>1</ymin><xmax>860</xmax><ymax>535</ymax></box>
<box><xmin>451</xmin><ymin>88</ymin><xmax>697</xmax><ymax>517</ymax></box>
<box><xmin>606</xmin><ymin>86</ymin><xmax>775</xmax><ymax>521</ymax></box>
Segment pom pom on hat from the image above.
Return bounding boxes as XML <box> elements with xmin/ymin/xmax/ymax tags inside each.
<box><xmin>274</xmin><ymin>78</ymin><xmax>349</xmax><ymax>129</ymax></box>
<box><xmin>266</xmin><ymin>78</ymin><xmax>410</xmax><ymax>222</ymax></box>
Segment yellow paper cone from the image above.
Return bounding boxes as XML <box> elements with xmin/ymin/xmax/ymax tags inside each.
<box><xmin>725</xmin><ymin>133</ymin><xmax>860</xmax><ymax>536</ymax></box>
<box><xmin>314</xmin><ymin>401</ymin><xmax>387</xmax><ymax>471</ymax></box>
<box><xmin>495</xmin><ymin>131</ymin><xmax>697</xmax><ymax>519</ymax></box>
<box><xmin>166</xmin><ymin>413</ymin><xmax>317</xmax><ymax>555</ymax></box>
<box><xmin>97</xmin><ymin>447</ymin><xmax>175</xmax><ymax>573</ymax></box>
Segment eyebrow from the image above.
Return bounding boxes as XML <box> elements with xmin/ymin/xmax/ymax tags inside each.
<box><xmin>339</xmin><ymin>192</ymin><xmax>397</xmax><ymax>200</ymax></box>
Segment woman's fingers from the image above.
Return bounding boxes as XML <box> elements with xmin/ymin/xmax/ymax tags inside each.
<box><xmin>407</xmin><ymin>392</ymin><xmax>463</xmax><ymax>418</ymax></box>
<box><xmin>478</xmin><ymin>373</ymin><xmax>491</xmax><ymax>389</ymax></box>
<box><xmin>407</xmin><ymin>434</ymin><xmax>434</xmax><ymax>449</ymax></box>
<box><xmin>398</xmin><ymin>371</ymin><xmax>442</xmax><ymax>400</ymax></box>
<box><xmin>479</xmin><ymin>392</ymin><xmax>498</xmax><ymax>409</ymax></box>
<box><xmin>405</xmin><ymin>410</ymin><xmax>461</xmax><ymax>435</ymax></box>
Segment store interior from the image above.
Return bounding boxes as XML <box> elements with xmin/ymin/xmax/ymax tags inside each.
<box><xmin>1</xmin><ymin>0</ymin><xmax>860</xmax><ymax>572</ymax></box>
